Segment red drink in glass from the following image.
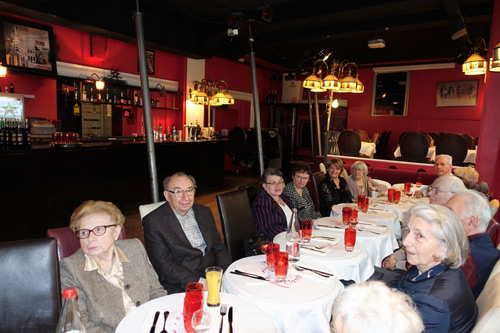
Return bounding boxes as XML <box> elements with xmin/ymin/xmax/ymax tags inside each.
<box><xmin>416</xmin><ymin>176</ymin><xmax>422</xmax><ymax>188</ymax></box>
<box><xmin>361</xmin><ymin>197</ymin><xmax>369</xmax><ymax>213</ymax></box>
<box><xmin>266</xmin><ymin>243</ymin><xmax>279</xmax><ymax>271</ymax></box>
<box><xmin>349</xmin><ymin>209</ymin><xmax>358</xmax><ymax>227</ymax></box>
<box><xmin>394</xmin><ymin>190</ymin><xmax>401</xmax><ymax>204</ymax></box>
<box><xmin>387</xmin><ymin>188</ymin><xmax>395</xmax><ymax>202</ymax></box>
<box><xmin>183</xmin><ymin>282</ymin><xmax>203</xmax><ymax>333</ymax></box>
<box><xmin>260</xmin><ymin>240</ymin><xmax>271</xmax><ymax>254</ymax></box>
<box><xmin>274</xmin><ymin>251</ymin><xmax>289</xmax><ymax>282</ymax></box>
<box><xmin>342</xmin><ymin>207</ymin><xmax>352</xmax><ymax>225</ymax></box>
<box><xmin>357</xmin><ymin>195</ymin><xmax>365</xmax><ymax>210</ymax></box>
<box><xmin>301</xmin><ymin>220</ymin><xmax>312</xmax><ymax>243</ymax></box>
<box><xmin>344</xmin><ymin>227</ymin><xmax>356</xmax><ymax>252</ymax></box>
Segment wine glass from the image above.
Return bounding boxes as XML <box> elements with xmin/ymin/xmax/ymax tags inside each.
<box><xmin>191</xmin><ymin>309</ymin><xmax>211</xmax><ymax>332</ymax></box>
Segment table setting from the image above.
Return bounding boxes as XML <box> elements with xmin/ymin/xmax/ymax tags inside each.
<box><xmin>222</xmin><ymin>254</ymin><xmax>343</xmax><ymax>333</ymax></box>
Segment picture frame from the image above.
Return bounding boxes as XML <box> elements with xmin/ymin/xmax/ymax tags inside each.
<box><xmin>0</xmin><ymin>16</ymin><xmax>57</xmax><ymax>75</ymax></box>
<box><xmin>436</xmin><ymin>80</ymin><xmax>478</xmax><ymax>107</ymax></box>
<box><xmin>145</xmin><ymin>49</ymin><xmax>155</xmax><ymax>75</ymax></box>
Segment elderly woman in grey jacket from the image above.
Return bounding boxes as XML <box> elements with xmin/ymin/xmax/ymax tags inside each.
<box><xmin>346</xmin><ymin>161</ymin><xmax>388</xmax><ymax>197</ymax></box>
<box><xmin>60</xmin><ymin>200</ymin><xmax>167</xmax><ymax>332</ymax></box>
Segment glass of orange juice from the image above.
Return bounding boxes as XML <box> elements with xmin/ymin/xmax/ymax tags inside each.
<box><xmin>205</xmin><ymin>266</ymin><xmax>223</xmax><ymax>307</ymax></box>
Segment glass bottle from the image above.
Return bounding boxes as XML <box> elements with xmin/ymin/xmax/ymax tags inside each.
<box><xmin>286</xmin><ymin>208</ymin><xmax>301</xmax><ymax>262</ymax></box>
<box><xmin>56</xmin><ymin>287</ymin><xmax>86</xmax><ymax>332</ymax></box>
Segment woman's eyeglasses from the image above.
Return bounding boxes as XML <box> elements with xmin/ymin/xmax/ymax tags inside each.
<box><xmin>76</xmin><ymin>224</ymin><xmax>117</xmax><ymax>239</ymax></box>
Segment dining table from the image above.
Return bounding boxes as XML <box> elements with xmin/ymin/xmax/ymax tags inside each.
<box><xmin>115</xmin><ymin>291</ymin><xmax>278</xmax><ymax>333</ymax></box>
<box><xmin>273</xmin><ymin>232</ymin><xmax>374</xmax><ymax>282</ymax></box>
<box><xmin>221</xmin><ymin>255</ymin><xmax>343</xmax><ymax>333</ymax></box>
<box><xmin>313</xmin><ymin>216</ymin><xmax>399</xmax><ymax>266</ymax></box>
<box><xmin>394</xmin><ymin>146</ymin><xmax>477</xmax><ymax>164</ymax></box>
<box><xmin>392</xmin><ymin>182</ymin><xmax>429</xmax><ymax>196</ymax></box>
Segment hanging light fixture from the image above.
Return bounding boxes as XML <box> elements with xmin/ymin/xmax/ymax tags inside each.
<box><xmin>0</xmin><ymin>62</ymin><xmax>6</xmax><ymax>77</ymax></box>
<box><xmin>303</xmin><ymin>59</ymin><xmax>328</xmax><ymax>92</ymax></box>
<box><xmin>338</xmin><ymin>62</ymin><xmax>359</xmax><ymax>93</ymax></box>
<box><xmin>489</xmin><ymin>42</ymin><xmax>500</xmax><ymax>72</ymax></box>
<box><xmin>463</xmin><ymin>38</ymin><xmax>487</xmax><ymax>75</ymax></box>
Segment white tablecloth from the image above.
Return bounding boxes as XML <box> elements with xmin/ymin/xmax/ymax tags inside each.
<box><xmin>222</xmin><ymin>255</ymin><xmax>343</xmax><ymax>333</ymax></box>
<box><xmin>313</xmin><ymin>217</ymin><xmax>399</xmax><ymax>266</ymax></box>
<box><xmin>331</xmin><ymin>203</ymin><xmax>402</xmax><ymax>239</ymax></box>
<box><xmin>116</xmin><ymin>292</ymin><xmax>278</xmax><ymax>333</ymax></box>
<box><xmin>273</xmin><ymin>232</ymin><xmax>374</xmax><ymax>282</ymax></box>
<box><xmin>394</xmin><ymin>146</ymin><xmax>434</xmax><ymax>159</ymax></box>
<box><xmin>360</xmin><ymin>142</ymin><xmax>376</xmax><ymax>158</ymax></box>
<box><xmin>392</xmin><ymin>183</ymin><xmax>429</xmax><ymax>195</ymax></box>
<box><xmin>430</xmin><ymin>148</ymin><xmax>476</xmax><ymax>164</ymax></box>
<box><xmin>370</xmin><ymin>197</ymin><xmax>430</xmax><ymax>228</ymax></box>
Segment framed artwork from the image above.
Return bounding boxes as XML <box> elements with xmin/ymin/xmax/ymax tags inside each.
<box><xmin>145</xmin><ymin>49</ymin><xmax>155</xmax><ymax>75</ymax></box>
<box><xmin>0</xmin><ymin>16</ymin><xmax>57</xmax><ymax>75</ymax></box>
<box><xmin>436</xmin><ymin>80</ymin><xmax>478</xmax><ymax>107</ymax></box>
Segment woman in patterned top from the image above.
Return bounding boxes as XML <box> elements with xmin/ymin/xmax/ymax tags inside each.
<box><xmin>319</xmin><ymin>158</ymin><xmax>353</xmax><ymax>217</ymax></box>
<box><xmin>283</xmin><ymin>163</ymin><xmax>321</xmax><ymax>222</ymax></box>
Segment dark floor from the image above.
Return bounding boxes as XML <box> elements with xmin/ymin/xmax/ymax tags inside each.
<box><xmin>123</xmin><ymin>170</ymin><xmax>261</xmax><ymax>244</ymax></box>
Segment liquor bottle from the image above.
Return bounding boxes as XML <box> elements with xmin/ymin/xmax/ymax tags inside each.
<box><xmin>286</xmin><ymin>208</ymin><xmax>301</xmax><ymax>262</ymax></box>
<box><xmin>97</xmin><ymin>90</ymin><xmax>102</xmax><ymax>102</ymax></box>
<box><xmin>105</xmin><ymin>89</ymin><xmax>110</xmax><ymax>103</ymax></box>
<box><xmin>120</xmin><ymin>91</ymin><xmax>124</xmax><ymax>104</ymax></box>
<box><xmin>82</xmin><ymin>85</ymin><xmax>87</xmax><ymax>101</ymax></box>
<box><xmin>113</xmin><ymin>90</ymin><xmax>117</xmax><ymax>104</ymax></box>
<box><xmin>9</xmin><ymin>82</ymin><xmax>14</xmax><ymax>93</ymax></box>
<box><xmin>4</xmin><ymin>85</ymin><xmax>8</xmax><ymax>93</ymax></box>
<box><xmin>23</xmin><ymin>119</ymin><xmax>31</xmax><ymax>149</ymax></box>
<box><xmin>134</xmin><ymin>91</ymin><xmax>138</xmax><ymax>105</ymax></box>
<box><xmin>159</xmin><ymin>123</ymin><xmax>162</xmax><ymax>141</ymax></box>
<box><xmin>74</xmin><ymin>83</ymin><xmax>78</xmax><ymax>101</ymax></box>
<box><xmin>56</xmin><ymin>287</ymin><xmax>86</xmax><ymax>333</ymax></box>
<box><xmin>0</xmin><ymin>118</ymin><xmax>4</xmax><ymax>150</ymax></box>
<box><xmin>2</xmin><ymin>119</ymin><xmax>8</xmax><ymax>150</ymax></box>
<box><xmin>90</xmin><ymin>88</ymin><xmax>94</xmax><ymax>102</ymax></box>
<box><xmin>150</xmin><ymin>96</ymin><xmax>154</xmax><ymax>107</ymax></box>
<box><xmin>172</xmin><ymin>124</ymin><xmax>177</xmax><ymax>140</ymax></box>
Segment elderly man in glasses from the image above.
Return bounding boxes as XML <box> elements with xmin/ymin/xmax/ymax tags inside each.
<box><xmin>428</xmin><ymin>174</ymin><xmax>466</xmax><ymax>205</ymax></box>
<box><xmin>142</xmin><ymin>172</ymin><xmax>232</xmax><ymax>294</ymax></box>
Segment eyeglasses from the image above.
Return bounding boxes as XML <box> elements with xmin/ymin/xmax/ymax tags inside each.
<box><xmin>427</xmin><ymin>186</ymin><xmax>453</xmax><ymax>194</ymax></box>
<box><xmin>76</xmin><ymin>224</ymin><xmax>116</xmax><ymax>239</ymax></box>
<box><xmin>166</xmin><ymin>187</ymin><xmax>197</xmax><ymax>198</ymax></box>
<box><xmin>294</xmin><ymin>175</ymin><xmax>310</xmax><ymax>181</ymax></box>
<box><xmin>265</xmin><ymin>180</ymin><xmax>284</xmax><ymax>186</ymax></box>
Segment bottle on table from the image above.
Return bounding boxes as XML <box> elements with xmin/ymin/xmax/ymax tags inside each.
<box><xmin>56</xmin><ymin>287</ymin><xmax>86</xmax><ymax>333</ymax></box>
<box><xmin>9</xmin><ymin>82</ymin><xmax>14</xmax><ymax>93</ymax></box>
<box><xmin>286</xmin><ymin>208</ymin><xmax>301</xmax><ymax>262</ymax></box>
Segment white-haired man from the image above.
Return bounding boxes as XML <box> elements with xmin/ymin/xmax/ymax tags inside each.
<box><xmin>446</xmin><ymin>190</ymin><xmax>500</xmax><ymax>298</ymax></box>
<box><xmin>434</xmin><ymin>154</ymin><xmax>453</xmax><ymax>176</ymax></box>
<box><xmin>428</xmin><ymin>175</ymin><xmax>466</xmax><ymax>205</ymax></box>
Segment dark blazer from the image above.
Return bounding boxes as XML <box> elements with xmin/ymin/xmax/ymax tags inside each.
<box><xmin>60</xmin><ymin>239</ymin><xmax>167</xmax><ymax>333</ymax></box>
<box><xmin>142</xmin><ymin>202</ymin><xmax>232</xmax><ymax>294</ymax></box>
<box><xmin>252</xmin><ymin>190</ymin><xmax>294</xmax><ymax>241</ymax></box>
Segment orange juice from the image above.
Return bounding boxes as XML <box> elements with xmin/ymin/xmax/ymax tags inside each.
<box><xmin>205</xmin><ymin>267</ymin><xmax>222</xmax><ymax>307</ymax></box>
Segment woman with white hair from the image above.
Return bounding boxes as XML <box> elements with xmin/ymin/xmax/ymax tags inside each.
<box><xmin>332</xmin><ymin>281</ymin><xmax>424</xmax><ymax>333</ymax></box>
<box><xmin>346</xmin><ymin>161</ymin><xmax>388</xmax><ymax>197</ymax></box>
<box><xmin>453</xmin><ymin>166</ymin><xmax>479</xmax><ymax>189</ymax></box>
<box><xmin>397</xmin><ymin>204</ymin><xmax>477</xmax><ymax>332</ymax></box>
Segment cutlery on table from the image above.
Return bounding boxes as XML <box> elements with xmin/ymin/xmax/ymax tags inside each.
<box><xmin>360</xmin><ymin>229</ymin><xmax>381</xmax><ymax>235</ymax></box>
<box><xmin>293</xmin><ymin>264</ymin><xmax>331</xmax><ymax>278</ymax></box>
<box><xmin>218</xmin><ymin>304</ymin><xmax>227</xmax><ymax>333</ymax></box>
<box><xmin>160</xmin><ymin>311</ymin><xmax>169</xmax><ymax>333</ymax></box>
<box><xmin>228</xmin><ymin>306</ymin><xmax>233</xmax><ymax>333</ymax></box>
<box><xmin>300</xmin><ymin>246</ymin><xmax>326</xmax><ymax>253</ymax></box>
<box><xmin>358</xmin><ymin>221</ymin><xmax>387</xmax><ymax>228</ymax></box>
<box><xmin>311</xmin><ymin>235</ymin><xmax>337</xmax><ymax>242</ymax></box>
<box><xmin>230</xmin><ymin>270</ymin><xmax>267</xmax><ymax>281</ymax></box>
<box><xmin>149</xmin><ymin>311</ymin><xmax>160</xmax><ymax>333</ymax></box>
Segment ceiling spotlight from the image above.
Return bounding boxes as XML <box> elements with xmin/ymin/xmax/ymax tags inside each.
<box><xmin>368</xmin><ymin>38</ymin><xmax>386</xmax><ymax>49</ymax></box>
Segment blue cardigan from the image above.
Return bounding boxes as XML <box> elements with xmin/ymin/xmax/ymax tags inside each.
<box><xmin>397</xmin><ymin>264</ymin><xmax>477</xmax><ymax>333</ymax></box>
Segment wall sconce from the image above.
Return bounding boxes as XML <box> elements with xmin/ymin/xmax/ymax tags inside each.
<box><xmin>490</xmin><ymin>42</ymin><xmax>500</xmax><ymax>72</ymax></box>
<box><xmin>462</xmin><ymin>38</ymin><xmax>487</xmax><ymax>75</ymax></box>
<box><xmin>91</xmin><ymin>73</ymin><xmax>105</xmax><ymax>90</ymax></box>
<box><xmin>155</xmin><ymin>83</ymin><xmax>167</xmax><ymax>96</ymax></box>
<box><xmin>0</xmin><ymin>62</ymin><xmax>7</xmax><ymax>77</ymax></box>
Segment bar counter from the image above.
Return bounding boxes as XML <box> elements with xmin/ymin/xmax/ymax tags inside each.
<box><xmin>1</xmin><ymin>138</ymin><xmax>227</xmax><ymax>242</ymax></box>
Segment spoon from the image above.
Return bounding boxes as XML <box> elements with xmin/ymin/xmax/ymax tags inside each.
<box><xmin>160</xmin><ymin>311</ymin><xmax>169</xmax><ymax>333</ymax></box>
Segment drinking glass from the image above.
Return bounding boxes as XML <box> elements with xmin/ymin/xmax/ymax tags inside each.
<box><xmin>266</xmin><ymin>243</ymin><xmax>279</xmax><ymax>271</ymax></box>
<box><xmin>416</xmin><ymin>176</ymin><xmax>422</xmax><ymax>188</ymax></box>
<box><xmin>344</xmin><ymin>227</ymin><xmax>356</xmax><ymax>252</ymax></box>
<box><xmin>67</xmin><ymin>132</ymin><xmax>76</xmax><ymax>144</ymax></box>
<box><xmin>274</xmin><ymin>251</ymin><xmax>289</xmax><ymax>282</ymax></box>
<box><xmin>52</xmin><ymin>132</ymin><xmax>62</xmax><ymax>144</ymax></box>
<box><xmin>342</xmin><ymin>207</ymin><xmax>352</xmax><ymax>225</ymax></box>
<box><xmin>387</xmin><ymin>188</ymin><xmax>395</xmax><ymax>202</ymax></box>
<box><xmin>394</xmin><ymin>190</ymin><xmax>401</xmax><ymax>204</ymax></box>
<box><xmin>260</xmin><ymin>240</ymin><xmax>271</xmax><ymax>254</ymax></box>
<box><xmin>357</xmin><ymin>195</ymin><xmax>365</xmax><ymax>210</ymax></box>
<box><xmin>361</xmin><ymin>197</ymin><xmax>369</xmax><ymax>213</ymax></box>
<box><xmin>349</xmin><ymin>209</ymin><xmax>358</xmax><ymax>228</ymax></box>
<box><xmin>191</xmin><ymin>309</ymin><xmax>212</xmax><ymax>332</ymax></box>
<box><xmin>404</xmin><ymin>182</ymin><xmax>412</xmax><ymax>196</ymax></box>
<box><xmin>205</xmin><ymin>266</ymin><xmax>223</xmax><ymax>307</ymax></box>
<box><xmin>184</xmin><ymin>282</ymin><xmax>204</xmax><ymax>333</ymax></box>
<box><xmin>301</xmin><ymin>220</ymin><xmax>312</xmax><ymax>243</ymax></box>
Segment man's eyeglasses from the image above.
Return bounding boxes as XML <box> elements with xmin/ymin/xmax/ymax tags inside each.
<box><xmin>265</xmin><ymin>180</ymin><xmax>285</xmax><ymax>186</ymax></box>
<box><xmin>427</xmin><ymin>186</ymin><xmax>452</xmax><ymax>194</ymax></box>
<box><xmin>166</xmin><ymin>187</ymin><xmax>197</xmax><ymax>198</ymax></box>
<box><xmin>76</xmin><ymin>224</ymin><xmax>116</xmax><ymax>239</ymax></box>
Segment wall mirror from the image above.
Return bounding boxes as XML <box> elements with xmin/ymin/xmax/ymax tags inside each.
<box><xmin>371</xmin><ymin>71</ymin><xmax>410</xmax><ymax>116</ymax></box>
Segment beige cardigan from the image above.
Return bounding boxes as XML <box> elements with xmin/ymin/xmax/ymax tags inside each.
<box><xmin>60</xmin><ymin>238</ymin><xmax>167</xmax><ymax>332</ymax></box>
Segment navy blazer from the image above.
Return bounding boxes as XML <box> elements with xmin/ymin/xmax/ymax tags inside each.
<box><xmin>252</xmin><ymin>190</ymin><xmax>294</xmax><ymax>241</ymax></box>
<box><xmin>142</xmin><ymin>202</ymin><xmax>232</xmax><ymax>294</ymax></box>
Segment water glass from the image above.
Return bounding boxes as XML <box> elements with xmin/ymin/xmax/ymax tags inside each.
<box><xmin>205</xmin><ymin>266</ymin><xmax>223</xmax><ymax>307</ymax></box>
<box><xmin>387</xmin><ymin>188</ymin><xmax>395</xmax><ymax>202</ymax></box>
<box><xmin>342</xmin><ymin>207</ymin><xmax>352</xmax><ymax>225</ymax></box>
<box><xmin>361</xmin><ymin>197</ymin><xmax>369</xmax><ymax>213</ymax></box>
<box><xmin>266</xmin><ymin>243</ymin><xmax>280</xmax><ymax>271</ymax></box>
<box><xmin>184</xmin><ymin>283</ymin><xmax>204</xmax><ymax>333</ymax></box>
<box><xmin>344</xmin><ymin>227</ymin><xmax>356</xmax><ymax>252</ymax></box>
<box><xmin>349</xmin><ymin>209</ymin><xmax>358</xmax><ymax>227</ymax></box>
<box><xmin>274</xmin><ymin>251</ymin><xmax>289</xmax><ymax>282</ymax></box>
<box><xmin>394</xmin><ymin>190</ymin><xmax>401</xmax><ymax>204</ymax></box>
<box><xmin>357</xmin><ymin>195</ymin><xmax>365</xmax><ymax>210</ymax></box>
<box><xmin>191</xmin><ymin>309</ymin><xmax>212</xmax><ymax>332</ymax></box>
<box><xmin>301</xmin><ymin>220</ymin><xmax>312</xmax><ymax>243</ymax></box>
<box><xmin>260</xmin><ymin>240</ymin><xmax>271</xmax><ymax>254</ymax></box>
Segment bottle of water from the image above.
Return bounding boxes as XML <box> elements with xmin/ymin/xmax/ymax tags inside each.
<box><xmin>56</xmin><ymin>287</ymin><xmax>86</xmax><ymax>333</ymax></box>
<box><xmin>286</xmin><ymin>208</ymin><xmax>301</xmax><ymax>262</ymax></box>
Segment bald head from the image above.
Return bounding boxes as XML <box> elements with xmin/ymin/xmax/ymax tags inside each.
<box><xmin>446</xmin><ymin>190</ymin><xmax>491</xmax><ymax>235</ymax></box>
<box><xmin>428</xmin><ymin>175</ymin><xmax>466</xmax><ymax>205</ymax></box>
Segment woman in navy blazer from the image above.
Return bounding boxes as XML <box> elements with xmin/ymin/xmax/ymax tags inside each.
<box><xmin>252</xmin><ymin>168</ymin><xmax>294</xmax><ymax>241</ymax></box>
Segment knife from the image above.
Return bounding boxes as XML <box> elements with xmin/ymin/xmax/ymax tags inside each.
<box><xmin>231</xmin><ymin>270</ymin><xmax>267</xmax><ymax>281</ymax></box>
<box><xmin>311</xmin><ymin>235</ymin><xmax>337</xmax><ymax>242</ymax></box>
<box><xmin>297</xmin><ymin>265</ymin><xmax>334</xmax><ymax>277</ymax></box>
<box><xmin>149</xmin><ymin>311</ymin><xmax>160</xmax><ymax>333</ymax></box>
<box><xmin>300</xmin><ymin>246</ymin><xmax>326</xmax><ymax>253</ymax></box>
<box><xmin>228</xmin><ymin>306</ymin><xmax>233</xmax><ymax>333</ymax></box>
<box><xmin>358</xmin><ymin>221</ymin><xmax>387</xmax><ymax>227</ymax></box>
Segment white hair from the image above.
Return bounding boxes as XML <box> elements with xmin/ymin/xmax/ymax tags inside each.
<box><xmin>450</xmin><ymin>190</ymin><xmax>491</xmax><ymax>233</ymax></box>
<box><xmin>332</xmin><ymin>281</ymin><xmax>424</xmax><ymax>333</ymax></box>
<box><xmin>432</xmin><ymin>175</ymin><xmax>467</xmax><ymax>194</ymax></box>
<box><xmin>435</xmin><ymin>154</ymin><xmax>453</xmax><ymax>166</ymax></box>
<box><xmin>351</xmin><ymin>161</ymin><xmax>368</xmax><ymax>177</ymax></box>
<box><xmin>453</xmin><ymin>166</ymin><xmax>479</xmax><ymax>189</ymax></box>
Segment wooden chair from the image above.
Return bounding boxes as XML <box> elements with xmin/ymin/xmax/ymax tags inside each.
<box><xmin>460</xmin><ymin>133</ymin><xmax>476</xmax><ymax>149</ymax></box>
<box><xmin>356</xmin><ymin>129</ymin><xmax>370</xmax><ymax>142</ymax></box>
<box><xmin>400</xmin><ymin>132</ymin><xmax>429</xmax><ymax>163</ymax></box>
<box><xmin>337</xmin><ymin>130</ymin><xmax>361</xmax><ymax>157</ymax></box>
<box><xmin>370</xmin><ymin>132</ymin><xmax>380</xmax><ymax>144</ymax></box>
<box><xmin>436</xmin><ymin>133</ymin><xmax>468</xmax><ymax>166</ymax></box>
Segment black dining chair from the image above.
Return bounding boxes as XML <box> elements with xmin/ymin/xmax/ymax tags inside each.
<box><xmin>337</xmin><ymin>130</ymin><xmax>361</xmax><ymax>157</ymax></box>
<box><xmin>459</xmin><ymin>133</ymin><xmax>476</xmax><ymax>150</ymax></box>
<box><xmin>400</xmin><ymin>132</ymin><xmax>429</xmax><ymax>163</ymax></box>
<box><xmin>436</xmin><ymin>133</ymin><xmax>468</xmax><ymax>166</ymax></box>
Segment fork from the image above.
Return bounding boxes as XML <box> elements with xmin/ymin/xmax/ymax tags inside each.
<box><xmin>219</xmin><ymin>303</ymin><xmax>227</xmax><ymax>333</ymax></box>
<box><xmin>160</xmin><ymin>311</ymin><xmax>169</xmax><ymax>333</ymax></box>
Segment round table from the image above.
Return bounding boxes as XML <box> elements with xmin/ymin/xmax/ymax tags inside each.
<box><xmin>370</xmin><ymin>196</ymin><xmax>430</xmax><ymax>229</ymax></box>
<box><xmin>392</xmin><ymin>183</ymin><xmax>429</xmax><ymax>196</ymax></box>
<box><xmin>331</xmin><ymin>203</ymin><xmax>401</xmax><ymax>239</ymax></box>
<box><xmin>313</xmin><ymin>216</ymin><xmax>399</xmax><ymax>266</ymax></box>
<box><xmin>115</xmin><ymin>292</ymin><xmax>278</xmax><ymax>333</ymax></box>
<box><xmin>222</xmin><ymin>255</ymin><xmax>343</xmax><ymax>333</ymax></box>
<box><xmin>273</xmin><ymin>232</ymin><xmax>374</xmax><ymax>282</ymax></box>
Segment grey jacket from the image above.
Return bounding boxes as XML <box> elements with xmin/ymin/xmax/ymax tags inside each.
<box><xmin>60</xmin><ymin>238</ymin><xmax>167</xmax><ymax>333</ymax></box>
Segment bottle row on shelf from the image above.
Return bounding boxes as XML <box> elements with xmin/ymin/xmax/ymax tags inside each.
<box><xmin>0</xmin><ymin>118</ymin><xmax>31</xmax><ymax>151</ymax></box>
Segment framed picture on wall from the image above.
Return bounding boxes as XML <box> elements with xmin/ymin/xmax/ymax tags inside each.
<box><xmin>145</xmin><ymin>49</ymin><xmax>155</xmax><ymax>75</ymax></box>
<box><xmin>436</xmin><ymin>80</ymin><xmax>478</xmax><ymax>107</ymax></box>
<box><xmin>0</xmin><ymin>16</ymin><xmax>57</xmax><ymax>75</ymax></box>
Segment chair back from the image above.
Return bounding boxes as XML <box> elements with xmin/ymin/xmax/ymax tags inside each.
<box><xmin>216</xmin><ymin>188</ymin><xmax>256</xmax><ymax>261</ymax></box>
<box><xmin>460</xmin><ymin>133</ymin><xmax>476</xmax><ymax>149</ymax></box>
<box><xmin>436</xmin><ymin>133</ymin><xmax>468</xmax><ymax>166</ymax></box>
<box><xmin>47</xmin><ymin>226</ymin><xmax>127</xmax><ymax>260</ymax></box>
<box><xmin>473</xmin><ymin>268</ymin><xmax>500</xmax><ymax>332</ymax></box>
<box><xmin>0</xmin><ymin>238</ymin><xmax>61</xmax><ymax>331</ymax></box>
<box><xmin>239</xmin><ymin>182</ymin><xmax>262</xmax><ymax>207</ymax></box>
<box><xmin>356</xmin><ymin>129</ymin><xmax>370</xmax><ymax>142</ymax></box>
<box><xmin>400</xmin><ymin>131</ymin><xmax>429</xmax><ymax>163</ymax></box>
<box><xmin>337</xmin><ymin>130</ymin><xmax>361</xmax><ymax>157</ymax></box>
<box><xmin>428</xmin><ymin>132</ymin><xmax>441</xmax><ymax>147</ymax></box>
<box><xmin>307</xmin><ymin>171</ymin><xmax>325</xmax><ymax>212</ymax></box>
<box><xmin>487</xmin><ymin>219</ymin><xmax>500</xmax><ymax>247</ymax></box>
<box><xmin>139</xmin><ymin>201</ymin><xmax>166</xmax><ymax>220</ymax></box>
